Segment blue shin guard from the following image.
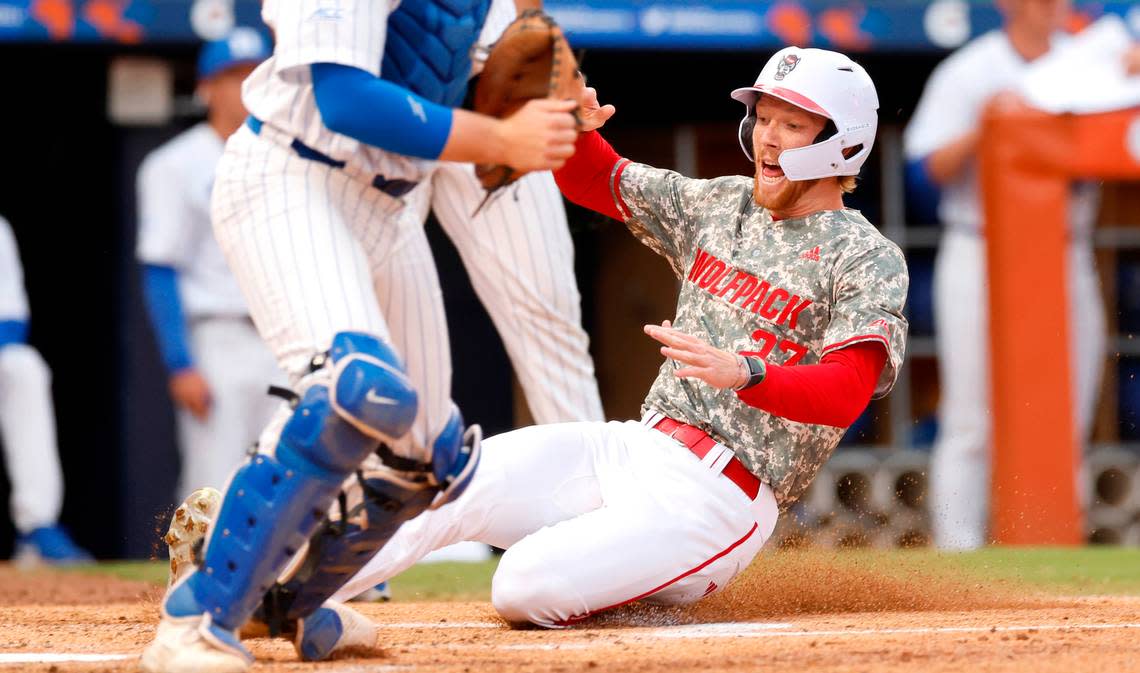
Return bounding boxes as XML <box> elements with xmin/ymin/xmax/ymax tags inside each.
<box><xmin>163</xmin><ymin>332</ymin><xmax>417</xmax><ymax>632</ymax></box>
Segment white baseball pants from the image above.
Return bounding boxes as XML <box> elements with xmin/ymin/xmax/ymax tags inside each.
<box><xmin>174</xmin><ymin>317</ymin><xmax>284</xmax><ymax>498</ymax></box>
<box><xmin>210</xmin><ymin>126</ymin><xmax>454</xmax><ymax>455</ymax></box>
<box><xmin>413</xmin><ymin>164</ymin><xmax>604</xmax><ymax>424</ymax></box>
<box><xmin>929</xmin><ymin>231</ymin><xmax>1105</xmax><ymax>549</ymax></box>
<box><xmin>0</xmin><ymin>344</ymin><xmax>63</xmax><ymax>533</ymax></box>
<box><xmin>334</xmin><ymin>418</ymin><xmax>778</xmax><ymax>626</ymax></box>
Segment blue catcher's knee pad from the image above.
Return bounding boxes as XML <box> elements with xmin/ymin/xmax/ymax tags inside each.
<box><xmin>429</xmin><ymin>404</ymin><xmax>482</xmax><ymax>509</ymax></box>
<box><xmin>163</xmin><ymin>332</ymin><xmax>417</xmax><ymax>631</ymax></box>
<box><xmin>328</xmin><ymin>333</ymin><xmax>418</xmax><ymax>446</ymax></box>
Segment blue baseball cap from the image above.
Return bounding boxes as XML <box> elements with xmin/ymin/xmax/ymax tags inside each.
<box><xmin>197</xmin><ymin>27</ymin><xmax>272</xmax><ymax>80</ymax></box>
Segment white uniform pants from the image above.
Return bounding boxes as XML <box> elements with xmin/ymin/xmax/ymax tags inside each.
<box><xmin>334</xmin><ymin>418</ymin><xmax>778</xmax><ymax>627</ymax></box>
<box><xmin>210</xmin><ymin>127</ymin><xmax>453</xmax><ymax>454</ymax></box>
<box><xmin>929</xmin><ymin>231</ymin><xmax>1105</xmax><ymax>549</ymax></box>
<box><xmin>0</xmin><ymin>344</ymin><xmax>63</xmax><ymax>533</ymax></box>
<box><xmin>420</xmin><ymin>164</ymin><xmax>604</xmax><ymax>424</ymax></box>
<box><xmin>175</xmin><ymin>317</ymin><xmax>284</xmax><ymax>498</ymax></box>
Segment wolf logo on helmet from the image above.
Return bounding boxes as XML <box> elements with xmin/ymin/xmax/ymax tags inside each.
<box><xmin>774</xmin><ymin>54</ymin><xmax>800</xmax><ymax>80</ymax></box>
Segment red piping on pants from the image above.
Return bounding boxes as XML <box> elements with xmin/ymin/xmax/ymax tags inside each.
<box><xmin>553</xmin><ymin>521</ymin><xmax>761</xmax><ymax>626</ymax></box>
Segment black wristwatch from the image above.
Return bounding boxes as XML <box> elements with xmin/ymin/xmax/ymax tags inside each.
<box><xmin>734</xmin><ymin>355</ymin><xmax>767</xmax><ymax>391</ymax></box>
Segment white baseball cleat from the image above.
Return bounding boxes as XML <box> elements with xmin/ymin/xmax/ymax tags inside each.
<box><xmin>164</xmin><ymin>487</ymin><xmax>222</xmax><ymax>587</ymax></box>
<box><xmin>295</xmin><ymin>600</ymin><xmax>380</xmax><ymax>661</ymax></box>
<box><xmin>140</xmin><ymin>614</ymin><xmax>253</xmax><ymax>673</ymax></box>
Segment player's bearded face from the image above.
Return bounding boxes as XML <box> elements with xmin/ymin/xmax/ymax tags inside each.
<box><xmin>750</xmin><ymin>97</ymin><xmax>830</xmax><ymax>212</ymax></box>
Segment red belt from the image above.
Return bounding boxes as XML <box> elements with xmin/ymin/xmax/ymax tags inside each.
<box><xmin>650</xmin><ymin>417</ymin><xmax>761</xmax><ymax>500</ymax></box>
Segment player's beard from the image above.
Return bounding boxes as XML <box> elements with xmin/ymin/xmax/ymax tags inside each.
<box><xmin>752</xmin><ymin>168</ymin><xmax>818</xmax><ymax>214</ymax></box>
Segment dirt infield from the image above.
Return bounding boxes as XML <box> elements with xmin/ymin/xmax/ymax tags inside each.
<box><xmin>1</xmin><ymin>559</ymin><xmax>1139</xmax><ymax>673</ymax></box>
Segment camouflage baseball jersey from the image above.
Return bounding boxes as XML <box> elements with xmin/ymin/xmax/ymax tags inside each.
<box><xmin>613</xmin><ymin>162</ymin><xmax>909</xmax><ymax>508</ymax></box>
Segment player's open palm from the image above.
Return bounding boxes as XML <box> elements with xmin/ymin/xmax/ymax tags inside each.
<box><xmin>644</xmin><ymin>320</ymin><xmax>742</xmax><ymax>390</ymax></box>
<box><xmin>170</xmin><ymin>369</ymin><xmax>213</xmax><ymax>421</ymax></box>
<box><xmin>578</xmin><ymin>86</ymin><xmax>616</xmax><ymax>133</ymax></box>
<box><xmin>500</xmin><ymin>98</ymin><xmax>579</xmax><ymax>172</ymax></box>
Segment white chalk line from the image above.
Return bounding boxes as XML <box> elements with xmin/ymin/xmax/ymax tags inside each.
<box><xmin>380</xmin><ymin>619</ymin><xmax>1140</xmax><ymax>644</ymax></box>
<box><xmin>5</xmin><ymin>621</ymin><xmax>1138</xmax><ymax>663</ymax></box>
<box><xmin>0</xmin><ymin>653</ymin><xmax>135</xmax><ymax>664</ymax></box>
<box><xmin>727</xmin><ymin>622</ymin><xmax>1140</xmax><ymax>640</ymax></box>
<box><xmin>384</xmin><ymin>621</ymin><xmax>499</xmax><ymax>629</ymax></box>
<box><xmin>641</xmin><ymin>621</ymin><xmax>1140</xmax><ymax>640</ymax></box>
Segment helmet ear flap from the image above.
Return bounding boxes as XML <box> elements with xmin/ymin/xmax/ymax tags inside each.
<box><xmin>738</xmin><ymin>113</ymin><xmax>756</xmax><ymax>162</ymax></box>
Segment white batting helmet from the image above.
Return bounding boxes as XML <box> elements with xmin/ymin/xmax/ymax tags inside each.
<box><xmin>731</xmin><ymin>46</ymin><xmax>879</xmax><ymax>181</ymax></box>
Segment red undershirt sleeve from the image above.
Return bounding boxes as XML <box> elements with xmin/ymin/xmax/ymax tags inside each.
<box><xmin>736</xmin><ymin>341</ymin><xmax>887</xmax><ymax>428</ymax></box>
<box><xmin>552</xmin><ymin>130</ymin><xmax>630</xmax><ymax>222</ymax></box>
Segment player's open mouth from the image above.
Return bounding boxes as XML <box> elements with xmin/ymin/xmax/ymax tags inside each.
<box><xmin>760</xmin><ymin>161</ymin><xmax>785</xmax><ymax>183</ymax></box>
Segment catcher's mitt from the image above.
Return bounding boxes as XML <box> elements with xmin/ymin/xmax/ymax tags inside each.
<box><xmin>473</xmin><ymin>9</ymin><xmax>581</xmax><ymax>191</ymax></box>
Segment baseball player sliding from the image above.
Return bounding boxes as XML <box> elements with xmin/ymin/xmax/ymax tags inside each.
<box><xmin>0</xmin><ymin>216</ymin><xmax>92</xmax><ymax>564</ymax></box>
<box><xmin>140</xmin><ymin>0</ymin><xmax>579</xmax><ymax>670</ymax></box>
<box><xmin>323</xmin><ymin>46</ymin><xmax>908</xmax><ymax>627</ymax></box>
<box><xmin>137</xmin><ymin>28</ymin><xmax>283</xmax><ymax>500</ymax></box>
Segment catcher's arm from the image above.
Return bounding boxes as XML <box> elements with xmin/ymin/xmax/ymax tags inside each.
<box><xmin>311</xmin><ymin>62</ymin><xmax>576</xmax><ymax>168</ymax></box>
<box><xmin>441</xmin><ymin>100</ymin><xmax>578</xmax><ymax>170</ymax></box>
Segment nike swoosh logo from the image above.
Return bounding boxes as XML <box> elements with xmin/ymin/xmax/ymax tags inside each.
<box><xmin>365</xmin><ymin>390</ymin><xmax>399</xmax><ymax>405</ymax></box>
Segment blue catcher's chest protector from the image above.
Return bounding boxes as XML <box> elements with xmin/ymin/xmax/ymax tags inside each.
<box><xmin>382</xmin><ymin>0</ymin><xmax>490</xmax><ymax>107</ymax></box>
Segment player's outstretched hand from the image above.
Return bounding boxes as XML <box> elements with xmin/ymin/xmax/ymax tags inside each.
<box><xmin>499</xmin><ymin>98</ymin><xmax>579</xmax><ymax>172</ymax></box>
<box><xmin>644</xmin><ymin>320</ymin><xmax>746</xmax><ymax>390</ymax></box>
<box><xmin>170</xmin><ymin>369</ymin><xmax>213</xmax><ymax>421</ymax></box>
<box><xmin>578</xmin><ymin>86</ymin><xmax>616</xmax><ymax>133</ymax></box>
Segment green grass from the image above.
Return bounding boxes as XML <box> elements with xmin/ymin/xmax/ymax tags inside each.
<box><xmin>937</xmin><ymin>547</ymin><xmax>1140</xmax><ymax>595</ymax></box>
<box><xmin>69</xmin><ymin>547</ymin><xmax>1140</xmax><ymax>601</ymax></box>
<box><xmin>755</xmin><ymin>547</ymin><xmax>1140</xmax><ymax>597</ymax></box>
<box><xmin>79</xmin><ymin>560</ymin><xmax>171</xmax><ymax>586</ymax></box>
<box><xmin>75</xmin><ymin>559</ymin><xmax>501</xmax><ymax>601</ymax></box>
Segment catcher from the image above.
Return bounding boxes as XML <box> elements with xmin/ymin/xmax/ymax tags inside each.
<box><xmin>140</xmin><ymin>3</ymin><xmax>581</xmax><ymax>673</ymax></box>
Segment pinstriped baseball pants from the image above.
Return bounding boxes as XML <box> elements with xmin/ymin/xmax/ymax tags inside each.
<box><xmin>417</xmin><ymin>164</ymin><xmax>604</xmax><ymax>425</ymax></box>
<box><xmin>210</xmin><ymin>126</ymin><xmax>453</xmax><ymax>457</ymax></box>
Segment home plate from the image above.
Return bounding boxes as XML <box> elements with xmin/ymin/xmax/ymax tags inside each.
<box><xmin>646</xmin><ymin>623</ymin><xmax>793</xmax><ymax>638</ymax></box>
<box><xmin>0</xmin><ymin>653</ymin><xmax>135</xmax><ymax>664</ymax></box>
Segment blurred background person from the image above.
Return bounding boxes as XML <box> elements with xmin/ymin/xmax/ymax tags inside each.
<box><xmin>0</xmin><ymin>215</ymin><xmax>93</xmax><ymax>565</ymax></box>
<box><xmin>904</xmin><ymin>0</ymin><xmax>1106</xmax><ymax>550</ymax></box>
<box><xmin>136</xmin><ymin>28</ymin><xmax>283</xmax><ymax>499</ymax></box>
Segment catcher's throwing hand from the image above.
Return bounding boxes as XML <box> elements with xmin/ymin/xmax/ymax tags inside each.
<box><xmin>499</xmin><ymin>98</ymin><xmax>580</xmax><ymax>171</ymax></box>
<box><xmin>644</xmin><ymin>320</ymin><xmax>747</xmax><ymax>390</ymax></box>
<box><xmin>578</xmin><ymin>86</ymin><xmax>616</xmax><ymax>133</ymax></box>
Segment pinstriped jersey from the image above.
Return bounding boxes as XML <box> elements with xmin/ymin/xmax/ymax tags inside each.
<box><xmin>242</xmin><ymin>0</ymin><xmax>512</xmax><ymax>182</ymax></box>
<box><xmin>616</xmin><ymin>163</ymin><xmax>909</xmax><ymax>508</ymax></box>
